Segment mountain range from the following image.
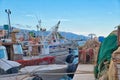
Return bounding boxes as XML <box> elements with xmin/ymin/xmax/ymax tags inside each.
<box><xmin>0</xmin><ymin>25</ymin><xmax>89</xmax><ymax>41</ymax></box>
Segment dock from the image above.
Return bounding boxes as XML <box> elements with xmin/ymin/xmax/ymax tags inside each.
<box><xmin>73</xmin><ymin>64</ymin><xmax>95</xmax><ymax>80</ymax></box>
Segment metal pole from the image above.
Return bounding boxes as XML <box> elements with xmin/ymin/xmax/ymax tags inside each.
<box><xmin>8</xmin><ymin>11</ymin><xmax>11</xmax><ymax>33</ymax></box>
<box><xmin>5</xmin><ymin>9</ymin><xmax>11</xmax><ymax>38</ymax></box>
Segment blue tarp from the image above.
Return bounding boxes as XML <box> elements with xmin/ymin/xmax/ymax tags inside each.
<box><xmin>0</xmin><ymin>49</ymin><xmax>5</xmax><ymax>59</ymax></box>
<box><xmin>71</xmin><ymin>48</ymin><xmax>78</xmax><ymax>56</ymax></box>
<box><xmin>72</xmin><ymin>57</ymin><xmax>78</xmax><ymax>64</ymax></box>
<box><xmin>0</xmin><ymin>46</ymin><xmax>8</xmax><ymax>59</ymax></box>
<box><xmin>98</xmin><ymin>36</ymin><xmax>105</xmax><ymax>43</ymax></box>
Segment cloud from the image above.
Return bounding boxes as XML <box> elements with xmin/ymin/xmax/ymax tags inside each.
<box><xmin>25</xmin><ymin>14</ymin><xmax>35</xmax><ymax>17</ymax></box>
<box><xmin>72</xmin><ymin>31</ymin><xmax>89</xmax><ymax>36</ymax></box>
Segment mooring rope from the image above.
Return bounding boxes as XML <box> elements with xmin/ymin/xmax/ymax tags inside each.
<box><xmin>0</xmin><ymin>70</ymin><xmax>93</xmax><ymax>78</ymax></box>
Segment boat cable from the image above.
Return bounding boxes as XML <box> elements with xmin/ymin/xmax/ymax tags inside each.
<box><xmin>0</xmin><ymin>70</ymin><xmax>93</xmax><ymax>78</ymax></box>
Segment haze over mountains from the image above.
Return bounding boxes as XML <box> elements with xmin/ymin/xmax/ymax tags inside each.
<box><xmin>0</xmin><ymin>25</ymin><xmax>89</xmax><ymax>41</ymax></box>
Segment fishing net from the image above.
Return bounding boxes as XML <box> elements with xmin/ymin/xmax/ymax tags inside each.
<box><xmin>79</xmin><ymin>39</ymin><xmax>100</xmax><ymax>64</ymax></box>
<box><xmin>107</xmin><ymin>47</ymin><xmax>120</xmax><ymax>80</ymax></box>
<box><xmin>83</xmin><ymin>39</ymin><xmax>100</xmax><ymax>49</ymax></box>
<box><xmin>94</xmin><ymin>33</ymin><xmax>118</xmax><ymax>79</ymax></box>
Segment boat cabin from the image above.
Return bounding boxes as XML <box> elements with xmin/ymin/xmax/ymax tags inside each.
<box><xmin>1</xmin><ymin>43</ymin><xmax>23</xmax><ymax>61</ymax></box>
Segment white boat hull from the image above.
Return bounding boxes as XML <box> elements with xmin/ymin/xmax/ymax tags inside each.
<box><xmin>0</xmin><ymin>64</ymin><xmax>67</xmax><ymax>80</ymax></box>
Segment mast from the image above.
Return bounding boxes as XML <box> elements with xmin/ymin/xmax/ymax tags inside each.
<box><xmin>5</xmin><ymin>9</ymin><xmax>11</xmax><ymax>38</ymax></box>
<box><xmin>44</xmin><ymin>21</ymin><xmax>60</xmax><ymax>42</ymax></box>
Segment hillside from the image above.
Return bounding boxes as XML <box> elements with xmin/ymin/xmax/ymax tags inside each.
<box><xmin>0</xmin><ymin>25</ymin><xmax>89</xmax><ymax>41</ymax></box>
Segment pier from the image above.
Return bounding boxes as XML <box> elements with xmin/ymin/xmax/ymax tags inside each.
<box><xmin>73</xmin><ymin>64</ymin><xmax>95</xmax><ymax>80</ymax></box>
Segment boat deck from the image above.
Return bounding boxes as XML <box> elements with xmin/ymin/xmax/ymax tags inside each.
<box><xmin>73</xmin><ymin>64</ymin><xmax>95</xmax><ymax>80</ymax></box>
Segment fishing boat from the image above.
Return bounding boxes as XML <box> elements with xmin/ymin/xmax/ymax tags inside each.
<box><xmin>0</xmin><ymin>42</ymin><xmax>68</xmax><ymax>80</ymax></box>
<box><xmin>0</xmin><ymin>8</ymin><xmax>78</xmax><ymax>80</ymax></box>
<box><xmin>20</xmin><ymin>21</ymin><xmax>78</xmax><ymax>63</ymax></box>
<box><xmin>0</xmin><ymin>21</ymin><xmax>78</xmax><ymax>80</ymax></box>
<box><xmin>0</xmin><ymin>63</ymin><xmax>67</xmax><ymax>80</ymax></box>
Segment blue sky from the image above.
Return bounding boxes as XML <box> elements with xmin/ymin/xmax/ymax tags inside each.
<box><xmin>0</xmin><ymin>0</ymin><xmax>120</xmax><ymax>36</ymax></box>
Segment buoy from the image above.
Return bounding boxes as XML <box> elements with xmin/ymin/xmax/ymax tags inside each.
<box><xmin>66</xmin><ymin>54</ymin><xmax>74</xmax><ymax>63</ymax></box>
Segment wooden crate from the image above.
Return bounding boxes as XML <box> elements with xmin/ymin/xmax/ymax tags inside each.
<box><xmin>31</xmin><ymin>45</ymin><xmax>38</xmax><ymax>56</ymax></box>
